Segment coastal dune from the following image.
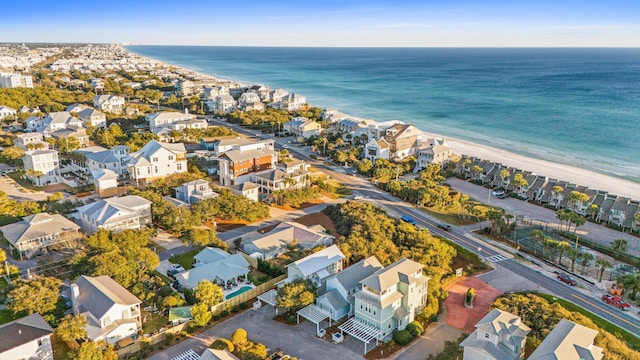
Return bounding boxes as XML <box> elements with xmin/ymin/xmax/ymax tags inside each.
<box><xmin>437</xmin><ymin>133</ymin><xmax>640</xmax><ymax>199</ymax></box>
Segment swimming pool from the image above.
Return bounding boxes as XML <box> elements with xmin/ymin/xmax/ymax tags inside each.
<box><xmin>225</xmin><ymin>286</ymin><xmax>253</xmax><ymax>300</ymax></box>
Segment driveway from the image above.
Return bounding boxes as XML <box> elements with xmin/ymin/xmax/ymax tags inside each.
<box><xmin>149</xmin><ymin>305</ymin><xmax>363</xmax><ymax>360</ymax></box>
<box><xmin>444</xmin><ymin>277</ymin><xmax>503</xmax><ymax>333</ymax></box>
<box><xmin>447</xmin><ymin>178</ymin><xmax>640</xmax><ymax>257</ymax></box>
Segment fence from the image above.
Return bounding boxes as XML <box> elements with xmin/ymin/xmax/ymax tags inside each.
<box><xmin>116</xmin><ymin>321</ymin><xmax>190</xmax><ymax>358</ymax></box>
<box><xmin>211</xmin><ymin>274</ymin><xmax>286</xmax><ymax>315</ymax></box>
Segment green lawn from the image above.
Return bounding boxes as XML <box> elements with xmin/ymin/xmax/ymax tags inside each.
<box><xmin>6</xmin><ymin>172</ymin><xmax>44</xmax><ymax>191</ymax></box>
<box><xmin>169</xmin><ymin>248</ymin><xmax>202</xmax><ymax>270</ymax></box>
<box><xmin>538</xmin><ymin>293</ymin><xmax>640</xmax><ymax>348</ymax></box>
<box><xmin>0</xmin><ymin>309</ymin><xmax>17</xmax><ymax>325</ymax></box>
<box><xmin>142</xmin><ymin>311</ymin><xmax>168</xmax><ymax>334</ymax></box>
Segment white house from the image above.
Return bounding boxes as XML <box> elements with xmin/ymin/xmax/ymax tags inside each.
<box><xmin>93</xmin><ymin>95</ymin><xmax>125</xmax><ymax>114</ymax></box>
<box><xmin>0</xmin><ymin>105</ymin><xmax>17</xmax><ymax>120</ymax></box>
<box><xmin>351</xmin><ymin>258</ymin><xmax>428</xmax><ymax>339</ymax></box>
<box><xmin>0</xmin><ymin>72</ymin><xmax>33</xmax><ymax>88</ymax></box>
<box><xmin>242</xmin><ymin>221</ymin><xmax>334</xmax><ymax>260</ymax></box>
<box><xmin>78</xmin><ymin>145</ymin><xmax>131</xmax><ymax>178</ymax></box>
<box><xmin>0</xmin><ymin>213</ymin><xmax>81</xmax><ymax>260</ymax></box>
<box><xmin>66</xmin><ymin>103</ymin><xmax>91</xmax><ymax>114</ymax></box>
<box><xmin>460</xmin><ymin>309</ymin><xmax>531</xmax><ymax>360</ymax></box>
<box><xmin>209</xmin><ymin>94</ymin><xmax>236</xmax><ymax>113</ymax></box>
<box><xmin>175</xmin><ymin>247</ymin><xmax>251</xmax><ymax>289</ymax></box>
<box><xmin>269</xmin><ymin>89</ymin><xmax>289</xmax><ymax>103</ymax></box>
<box><xmin>23</xmin><ymin>149</ymin><xmax>61</xmax><ymax>185</ymax></box>
<box><xmin>14</xmin><ymin>132</ymin><xmax>48</xmax><ymax>150</ymax></box>
<box><xmin>238</xmin><ymin>91</ymin><xmax>263</xmax><ymax>111</ymax></box>
<box><xmin>364</xmin><ymin>138</ymin><xmax>390</xmax><ymax>163</ymax></box>
<box><xmin>71</xmin><ymin>275</ymin><xmax>142</xmax><ymax>344</ymax></box>
<box><xmin>127</xmin><ymin>140</ymin><xmax>187</xmax><ymax>186</ymax></box>
<box><xmin>41</xmin><ymin>111</ymin><xmax>84</xmax><ymax>132</ymax></box>
<box><xmin>200</xmin><ymin>137</ymin><xmax>274</xmax><ymax>157</ymax></box>
<box><xmin>528</xmin><ymin>319</ymin><xmax>603</xmax><ymax>360</ymax></box>
<box><xmin>0</xmin><ymin>313</ymin><xmax>53</xmax><ymax>360</ymax></box>
<box><xmin>203</xmin><ymin>85</ymin><xmax>229</xmax><ymax>99</ymax></box>
<box><xmin>174</xmin><ymin>179</ymin><xmax>219</xmax><ymax>205</ymax></box>
<box><xmin>276</xmin><ymin>93</ymin><xmax>306</xmax><ymax>111</ymax></box>
<box><xmin>230</xmin><ymin>181</ymin><xmax>260</xmax><ymax>202</ymax></box>
<box><xmin>78</xmin><ymin>108</ymin><xmax>107</xmax><ymax>129</ymax></box>
<box><xmin>25</xmin><ymin>115</ymin><xmax>45</xmax><ymax>131</ymax></box>
<box><xmin>283</xmin><ymin>117</ymin><xmax>322</xmax><ymax>139</ymax></box>
<box><xmin>414</xmin><ymin>138</ymin><xmax>452</xmax><ymax>173</ymax></box>
<box><xmin>77</xmin><ymin>195</ymin><xmax>152</xmax><ymax>234</ymax></box>
<box><xmin>146</xmin><ymin>111</ymin><xmax>198</xmax><ymax>133</ymax></box>
<box><xmin>253</xmin><ymin>160</ymin><xmax>311</xmax><ymax>195</ymax></box>
<box><xmin>316</xmin><ymin>256</ymin><xmax>383</xmax><ymax>321</ymax></box>
<box><xmin>92</xmin><ymin>168</ymin><xmax>119</xmax><ymax>198</ymax></box>
<box><xmin>284</xmin><ymin>245</ymin><xmax>345</xmax><ymax>287</ymax></box>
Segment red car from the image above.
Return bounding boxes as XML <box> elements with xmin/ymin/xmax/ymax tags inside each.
<box><xmin>557</xmin><ymin>273</ymin><xmax>577</xmax><ymax>286</ymax></box>
<box><xmin>602</xmin><ymin>294</ymin><xmax>631</xmax><ymax>310</ymax></box>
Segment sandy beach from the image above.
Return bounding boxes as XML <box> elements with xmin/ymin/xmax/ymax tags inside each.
<box><xmin>126</xmin><ymin>47</ymin><xmax>640</xmax><ymax>200</ymax></box>
<box><xmin>437</xmin><ymin>133</ymin><xmax>640</xmax><ymax>199</ymax></box>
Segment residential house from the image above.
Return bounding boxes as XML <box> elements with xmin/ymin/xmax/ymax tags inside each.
<box><xmin>597</xmin><ymin>196</ymin><xmax>639</xmax><ymax>227</ymax></box>
<box><xmin>146</xmin><ymin>111</ymin><xmax>198</xmax><ymax>133</ymax></box>
<box><xmin>65</xmin><ymin>103</ymin><xmax>91</xmax><ymax>114</ymax></box>
<box><xmin>364</xmin><ymin>138</ymin><xmax>390</xmax><ymax>163</ymax></box>
<box><xmin>18</xmin><ymin>106</ymin><xmax>41</xmax><ymax>116</ymax></box>
<box><xmin>352</xmin><ymin>258</ymin><xmax>428</xmax><ymax>339</ymax></box>
<box><xmin>413</xmin><ymin>138</ymin><xmax>452</xmax><ymax>173</ymax></box>
<box><xmin>93</xmin><ymin>95</ymin><xmax>125</xmax><ymax>114</ymax></box>
<box><xmin>0</xmin><ymin>72</ymin><xmax>33</xmax><ymax>88</ymax></box>
<box><xmin>25</xmin><ymin>115</ymin><xmax>45</xmax><ymax>131</ymax></box>
<box><xmin>172</xmin><ymin>348</ymin><xmax>239</xmax><ymax>360</ymax></box>
<box><xmin>78</xmin><ymin>145</ymin><xmax>131</xmax><ymax>178</ymax></box>
<box><xmin>203</xmin><ymin>85</ymin><xmax>229</xmax><ymax>99</ymax></box>
<box><xmin>200</xmin><ymin>137</ymin><xmax>274</xmax><ymax>157</ymax></box>
<box><xmin>524</xmin><ymin>176</ymin><xmax>548</xmax><ymax>202</ymax></box>
<box><xmin>0</xmin><ymin>313</ymin><xmax>53</xmax><ymax>360</ymax></box>
<box><xmin>14</xmin><ymin>132</ymin><xmax>48</xmax><ymax>150</ymax></box>
<box><xmin>336</xmin><ymin>118</ymin><xmax>366</xmax><ymax>134</ymax></box>
<box><xmin>50</xmin><ymin>127</ymin><xmax>90</xmax><ymax>148</ymax></box>
<box><xmin>208</xmin><ymin>94</ymin><xmax>236</xmax><ymax>113</ymax></box>
<box><xmin>238</xmin><ymin>91</ymin><xmax>264</xmax><ymax>111</ymax></box>
<box><xmin>175</xmin><ymin>247</ymin><xmax>250</xmax><ymax>289</ymax></box>
<box><xmin>23</xmin><ymin>149</ymin><xmax>61</xmax><ymax>185</ymax></box>
<box><xmin>128</xmin><ymin>140</ymin><xmax>187</xmax><ymax>186</ymax></box>
<box><xmin>92</xmin><ymin>169</ymin><xmax>119</xmax><ymax>198</ymax></box>
<box><xmin>40</xmin><ymin>111</ymin><xmax>83</xmax><ymax>133</ymax></box>
<box><xmin>383</xmin><ymin>124</ymin><xmax>420</xmax><ymax>160</ymax></box>
<box><xmin>460</xmin><ymin>309</ymin><xmax>531</xmax><ymax>360</ymax></box>
<box><xmin>0</xmin><ymin>213</ymin><xmax>81</xmax><ymax>260</ymax></box>
<box><xmin>174</xmin><ymin>179</ymin><xmax>219</xmax><ymax>205</ymax></box>
<box><xmin>78</xmin><ymin>108</ymin><xmax>107</xmax><ymax>129</ymax></box>
<box><xmin>268</xmin><ymin>88</ymin><xmax>289</xmax><ymax>103</ymax></box>
<box><xmin>283</xmin><ymin>117</ymin><xmax>322</xmax><ymax>138</ymax></box>
<box><xmin>218</xmin><ymin>147</ymin><xmax>277</xmax><ymax>186</ymax></box>
<box><xmin>230</xmin><ymin>181</ymin><xmax>260</xmax><ymax>202</ymax></box>
<box><xmin>77</xmin><ymin>195</ymin><xmax>152</xmax><ymax>234</ymax></box>
<box><xmin>0</xmin><ymin>105</ymin><xmax>17</xmax><ymax>120</ymax></box>
<box><xmin>253</xmin><ymin>160</ymin><xmax>310</xmax><ymax>195</ymax></box>
<box><xmin>277</xmin><ymin>93</ymin><xmax>306</xmax><ymax>111</ymax></box>
<box><xmin>71</xmin><ymin>275</ymin><xmax>142</xmax><ymax>344</ymax></box>
<box><xmin>242</xmin><ymin>221</ymin><xmax>335</xmax><ymax>260</ymax></box>
<box><xmin>249</xmin><ymin>84</ymin><xmax>270</xmax><ymax>101</ymax></box>
<box><xmin>283</xmin><ymin>245</ymin><xmax>345</xmax><ymax>287</ymax></box>
<box><xmin>527</xmin><ymin>319</ymin><xmax>603</xmax><ymax>360</ymax></box>
<box><xmin>316</xmin><ymin>256</ymin><xmax>384</xmax><ymax>321</ymax></box>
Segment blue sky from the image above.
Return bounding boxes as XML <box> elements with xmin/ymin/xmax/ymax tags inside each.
<box><xmin>2</xmin><ymin>0</ymin><xmax>639</xmax><ymax>46</ymax></box>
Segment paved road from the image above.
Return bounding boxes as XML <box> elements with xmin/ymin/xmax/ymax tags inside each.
<box><xmin>214</xmin><ymin>118</ymin><xmax>640</xmax><ymax>338</ymax></box>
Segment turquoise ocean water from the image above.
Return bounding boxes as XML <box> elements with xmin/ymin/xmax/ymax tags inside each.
<box><xmin>126</xmin><ymin>46</ymin><xmax>640</xmax><ymax>183</ymax></box>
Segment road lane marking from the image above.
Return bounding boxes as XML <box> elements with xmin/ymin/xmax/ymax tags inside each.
<box><xmin>570</xmin><ymin>294</ymin><xmax>640</xmax><ymax>330</ymax></box>
<box><xmin>486</xmin><ymin>254</ymin><xmax>509</xmax><ymax>263</ymax></box>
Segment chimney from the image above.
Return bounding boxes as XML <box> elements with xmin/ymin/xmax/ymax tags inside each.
<box><xmin>184</xmin><ymin>108</ymin><xmax>189</xmax><ymax>114</ymax></box>
<box><xmin>70</xmin><ymin>283</ymin><xmax>80</xmax><ymax>314</ymax></box>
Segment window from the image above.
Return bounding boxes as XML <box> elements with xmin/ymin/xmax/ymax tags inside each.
<box><xmin>485</xmin><ymin>333</ymin><xmax>490</xmax><ymax>339</ymax></box>
<box><xmin>177</xmin><ymin>163</ymin><xmax>182</xmax><ymax>171</ymax></box>
<box><xmin>169</xmin><ymin>155</ymin><xmax>174</xmax><ymax>160</ymax></box>
<box><xmin>154</xmin><ymin>166</ymin><xmax>158</xmax><ymax>173</ymax></box>
<box><xmin>152</xmin><ymin>157</ymin><xmax>158</xmax><ymax>162</ymax></box>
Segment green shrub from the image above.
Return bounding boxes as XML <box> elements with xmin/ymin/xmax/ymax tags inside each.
<box><xmin>239</xmin><ymin>302</ymin><xmax>248</xmax><ymax>309</ymax></box>
<box><xmin>393</xmin><ymin>330</ymin><xmax>414</xmax><ymax>345</ymax></box>
<box><xmin>213</xmin><ymin>314</ymin><xmax>221</xmax><ymax>321</ymax></box>
<box><xmin>405</xmin><ymin>321</ymin><xmax>424</xmax><ymax>337</ymax></box>
<box><xmin>220</xmin><ymin>310</ymin><xmax>229</xmax><ymax>317</ymax></box>
<box><xmin>285</xmin><ymin>315</ymin><xmax>296</xmax><ymax>324</ymax></box>
<box><xmin>466</xmin><ymin>288</ymin><xmax>475</xmax><ymax>304</ymax></box>
<box><xmin>231</xmin><ymin>305</ymin><xmax>240</xmax><ymax>313</ymax></box>
<box><xmin>210</xmin><ymin>338</ymin><xmax>234</xmax><ymax>352</ymax></box>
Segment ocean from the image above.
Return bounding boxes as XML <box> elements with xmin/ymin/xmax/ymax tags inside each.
<box><xmin>126</xmin><ymin>46</ymin><xmax>640</xmax><ymax>183</ymax></box>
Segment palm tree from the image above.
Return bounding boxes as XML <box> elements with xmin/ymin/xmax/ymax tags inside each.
<box><xmin>566</xmin><ymin>247</ymin><xmax>581</xmax><ymax>272</ymax></box>
<box><xmin>580</xmin><ymin>253</ymin><xmax>594</xmax><ymax>275</ymax></box>
<box><xmin>611</xmin><ymin>239</ymin><xmax>628</xmax><ymax>259</ymax></box>
<box><xmin>556</xmin><ymin>241</ymin><xmax>570</xmax><ymax>266</ymax></box>
<box><xmin>551</xmin><ymin>185</ymin><xmax>564</xmax><ymax>208</ymax></box>
<box><xmin>595</xmin><ymin>257</ymin><xmax>612</xmax><ymax>282</ymax></box>
<box><xmin>567</xmin><ymin>191</ymin><xmax>589</xmax><ymax>212</ymax></box>
<box><xmin>499</xmin><ymin>168</ymin><xmax>510</xmax><ymax>188</ymax></box>
<box><xmin>588</xmin><ymin>204</ymin><xmax>599</xmax><ymax>220</ymax></box>
<box><xmin>530</xmin><ymin>229</ymin><xmax>544</xmax><ymax>256</ymax></box>
<box><xmin>472</xmin><ymin>165</ymin><xmax>484</xmax><ymax>181</ymax></box>
<box><xmin>617</xmin><ymin>274</ymin><xmax>640</xmax><ymax>300</ymax></box>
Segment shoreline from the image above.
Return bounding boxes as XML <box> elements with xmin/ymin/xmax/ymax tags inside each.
<box><xmin>124</xmin><ymin>47</ymin><xmax>640</xmax><ymax>199</ymax></box>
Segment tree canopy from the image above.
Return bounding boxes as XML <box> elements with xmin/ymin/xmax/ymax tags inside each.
<box><xmin>7</xmin><ymin>276</ymin><xmax>62</xmax><ymax>316</ymax></box>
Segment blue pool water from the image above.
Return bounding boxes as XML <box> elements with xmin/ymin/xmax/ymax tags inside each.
<box><xmin>225</xmin><ymin>285</ymin><xmax>253</xmax><ymax>300</ymax></box>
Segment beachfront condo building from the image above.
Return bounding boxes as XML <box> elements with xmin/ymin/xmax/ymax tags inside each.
<box><xmin>218</xmin><ymin>147</ymin><xmax>277</xmax><ymax>186</ymax></box>
<box><xmin>0</xmin><ymin>72</ymin><xmax>33</xmax><ymax>88</ymax></box>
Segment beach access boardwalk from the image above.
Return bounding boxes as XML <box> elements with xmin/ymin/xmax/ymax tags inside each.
<box><xmin>447</xmin><ymin>178</ymin><xmax>640</xmax><ymax>258</ymax></box>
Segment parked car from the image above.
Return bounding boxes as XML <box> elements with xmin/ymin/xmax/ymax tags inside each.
<box><xmin>557</xmin><ymin>273</ymin><xmax>577</xmax><ymax>286</ymax></box>
<box><xmin>437</xmin><ymin>223</ymin><xmax>453</xmax><ymax>231</ymax></box>
<box><xmin>602</xmin><ymin>294</ymin><xmax>631</xmax><ymax>310</ymax></box>
<box><xmin>492</xmin><ymin>190</ymin><xmax>505</xmax><ymax>197</ymax></box>
<box><xmin>167</xmin><ymin>264</ymin><xmax>185</xmax><ymax>280</ymax></box>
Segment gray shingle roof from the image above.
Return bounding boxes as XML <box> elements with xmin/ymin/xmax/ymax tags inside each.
<box><xmin>0</xmin><ymin>213</ymin><xmax>80</xmax><ymax>246</ymax></box>
<box><xmin>75</xmin><ymin>275</ymin><xmax>141</xmax><ymax>321</ymax></box>
<box><xmin>0</xmin><ymin>313</ymin><xmax>53</xmax><ymax>353</ymax></box>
